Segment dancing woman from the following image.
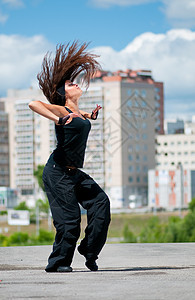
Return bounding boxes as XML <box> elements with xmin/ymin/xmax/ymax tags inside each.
<box><xmin>29</xmin><ymin>41</ymin><xmax>111</xmax><ymax>272</ymax></box>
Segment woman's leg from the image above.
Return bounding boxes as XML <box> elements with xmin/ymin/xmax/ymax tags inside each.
<box><xmin>42</xmin><ymin>163</ymin><xmax>81</xmax><ymax>272</ymax></box>
<box><xmin>75</xmin><ymin>171</ymin><xmax>111</xmax><ymax>262</ymax></box>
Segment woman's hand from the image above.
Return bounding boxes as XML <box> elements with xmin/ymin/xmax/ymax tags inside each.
<box><xmin>55</xmin><ymin>113</ymin><xmax>80</xmax><ymax>125</ymax></box>
<box><xmin>65</xmin><ymin>113</ymin><xmax>80</xmax><ymax>125</ymax></box>
<box><xmin>91</xmin><ymin>104</ymin><xmax>102</xmax><ymax>120</ymax></box>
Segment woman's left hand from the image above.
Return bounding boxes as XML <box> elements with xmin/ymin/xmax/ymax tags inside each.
<box><xmin>91</xmin><ymin>104</ymin><xmax>102</xmax><ymax>120</ymax></box>
<box><xmin>93</xmin><ymin>104</ymin><xmax>102</xmax><ymax>115</ymax></box>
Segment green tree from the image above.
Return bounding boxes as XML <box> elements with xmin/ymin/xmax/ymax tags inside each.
<box><xmin>36</xmin><ymin>198</ymin><xmax>49</xmax><ymax>214</ymax></box>
<box><xmin>34</xmin><ymin>164</ymin><xmax>45</xmax><ymax>192</ymax></box>
<box><xmin>188</xmin><ymin>198</ymin><xmax>195</xmax><ymax>212</ymax></box>
<box><xmin>14</xmin><ymin>201</ymin><xmax>29</xmax><ymax>210</ymax></box>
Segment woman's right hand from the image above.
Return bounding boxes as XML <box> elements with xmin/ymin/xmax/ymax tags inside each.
<box><xmin>55</xmin><ymin>113</ymin><xmax>80</xmax><ymax>125</ymax></box>
<box><xmin>65</xmin><ymin>113</ymin><xmax>80</xmax><ymax>125</ymax></box>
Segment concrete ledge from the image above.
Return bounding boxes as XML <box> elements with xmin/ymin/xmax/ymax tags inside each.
<box><xmin>0</xmin><ymin>243</ymin><xmax>195</xmax><ymax>299</ymax></box>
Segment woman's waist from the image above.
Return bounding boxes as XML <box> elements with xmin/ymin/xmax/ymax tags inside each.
<box><xmin>47</xmin><ymin>152</ymin><xmax>83</xmax><ymax>169</ymax></box>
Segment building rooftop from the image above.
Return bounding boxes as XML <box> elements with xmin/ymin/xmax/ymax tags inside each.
<box><xmin>91</xmin><ymin>69</ymin><xmax>155</xmax><ymax>84</ymax></box>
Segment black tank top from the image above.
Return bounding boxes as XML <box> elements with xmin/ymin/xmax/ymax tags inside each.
<box><xmin>52</xmin><ymin>107</ymin><xmax>91</xmax><ymax>168</ymax></box>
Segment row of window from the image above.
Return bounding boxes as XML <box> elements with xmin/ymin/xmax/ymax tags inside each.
<box><xmin>129</xmin><ymin>165</ymin><xmax>148</xmax><ymax>172</ymax></box>
<box><xmin>157</xmin><ymin>151</ymin><xmax>195</xmax><ymax>156</ymax></box>
<box><xmin>159</xmin><ymin>141</ymin><xmax>195</xmax><ymax>146</ymax></box>
<box><xmin>127</xmin><ymin>89</ymin><xmax>147</xmax><ymax>98</ymax></box>
<box><xmin>128</xmin><ymin>144</ymin><xmax>148</xmax><ymax>152</ymax></box>
<box><xmin>128</xmin><ymin>154</ymin><xmax>148</xmax><ymax>162</ymax></box>
<box><xmin>128</xmin><ymin>176</ymin><xmax>148</xmax><ymax>183</ymax></box>
<box><xmin>157</xmin><ymin>161</ymin><xmax>195</xmax><ymax>166</ymax></box>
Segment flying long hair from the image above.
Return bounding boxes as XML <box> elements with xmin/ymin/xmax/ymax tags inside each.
<box><xmin>37</xmin><ymin>41</ymin><xmax>101</xmax><ymax>106</ymax></box>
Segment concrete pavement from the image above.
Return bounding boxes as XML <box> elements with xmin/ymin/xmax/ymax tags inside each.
<box><xmin>0</xmin><ymin>243</ymin><xmax>195</xmax><ymax>299</ymax></box>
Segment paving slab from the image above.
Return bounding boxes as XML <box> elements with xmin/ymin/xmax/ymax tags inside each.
<box><xmin>0</xmin><ymin>243</ymin><xmax>195</xmax><ymax>300</ymax></box>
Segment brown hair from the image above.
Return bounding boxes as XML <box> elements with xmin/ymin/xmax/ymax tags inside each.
<box><xmin>37</xmin><ymin>41</ymin><xmax>101</xmax><ymax>106</ymax></box>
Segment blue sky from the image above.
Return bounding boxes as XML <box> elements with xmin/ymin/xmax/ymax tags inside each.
<box><xmin>0</xmin><ymin>0</ymin><xmax>195</xmax><ymax>120</ymax></box>
<box><xmin>0</xmin><ymin>0</ymin><xmax>169</xmax><ymax>50</ymax></box>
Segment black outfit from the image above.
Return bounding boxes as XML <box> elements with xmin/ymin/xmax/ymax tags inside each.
<box><xmin>42</xmin><ymin>107</ymin><xmax>111</xmax><ymax>272</ymax></box>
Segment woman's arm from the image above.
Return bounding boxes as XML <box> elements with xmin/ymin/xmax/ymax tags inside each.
<box><xmin>79</xmin><ymin>109</ymin><xmax>92</xmax><ymax>119</ymax></box>
<box><xmin>80</xmin><ymin>104</ymin><xmax>102</xmax><ymax>120</ymax></box>
<box><xmin>28</xmin><ymin>100</ymin><xmax>67</xmax><ymax>124</ymax></box>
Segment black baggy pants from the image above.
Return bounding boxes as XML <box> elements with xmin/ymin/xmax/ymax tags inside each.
<box><xmin>42</xmin><ymin>154</ymin><xmax>111</xmax><ymax>272</ymax></box>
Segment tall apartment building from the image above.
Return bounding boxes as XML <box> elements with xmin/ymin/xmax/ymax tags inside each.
<box><xmin>0</xmin><ymin>102</ymin><xmax>9</xmax><ymax>187</ymax></box>
<box><xmin>79</xmin><ymin>87</ymin><xmax>104</xmax><ymax>186</ymax></box>
<box><xmin>1</xmin><ymin>88</ymin><xmax>56</xmax><ymax>206</ymax></box>
<box><xmin>86</xmin><ymin>69</ymin><xmax>163</xmax><ymax>207</ymax></box>
<box><xmin>0</xmin><ymin>87</ymin><xmax>104</xmax><ymax>206</ymax></box>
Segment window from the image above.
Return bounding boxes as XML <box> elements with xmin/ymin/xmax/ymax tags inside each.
<box><xmin>143</xmin><ymin>144</ymin><xmax>148</xmax><ymax>151</ymax></box>
<box><xmin>141</xmin><ymin>90</ymin><xmax>146</xmax><ymax>98</ymax></box>
<box><xmin>127</xmin><ymin>89</ymin><xmax>132</xmax><ymax>96</ymax></box>
<box><xmin>142</xmin><ymin>122</ymin><xmax>147</xmax><ymax>129</ymax></box>
<box><xmin>142</xmin><ymin>133</ymin><xmax>147</xmax><ymax>140</ymax></box>
<box><xmin>128</xmin><ymin>146</ymin><xmax>133</xmax><ymax>152</ymax></box>
<box><xmin>143</xmin><ymin>155</ymin><xmax>147</xmax><ymax>161</ymax></box>
<box><xmin>135</xmin><ymin>144</ymin><xmax>140</xmax><ymax>152</ymax></box>
<box><xmin>136</xmin><ymin>176</ymin><xmax>140</xmax><ymax>183</ymax></box>
<box><xmin>143</xmin><ymin>176</ymin><xmax>148</xmax><ymax>183</ymax></box>
<box><xmin>128</xmin><ymin>176</ymin><xmax>133</xmax><ymax>183</ymax></box>
<box><xmin>127</xmin><ymin>99</ymin><xmax>132</xmax><ymax>107</ymax></box>
<box><xmin>136</xmin><ymin>165</ymin><xmax>140</xmax><ymax>172</ymax></box>
<box><xmin>164</xmin><ymin>142</ymin><xmax>168</xmax><ymax>146</ymax></box>
<box><xmin>129</xmin><ymin>166</ymin><xmax>134</xmax><ymax>172</ymax></box>
<box><xmin>134</xmin><ymin>89</ymin><xmax>139</xmax><ymax>96</ymax></box>
<box><xmin>143</xmin><ymin>165</ymin><xmax>148</xmax><ymax>172</ymax></box>
<box><xmin>128</xmin><ymin>155</ymin><xmax>133</xmax><ymax>161</ymax></box>
<box><xmin>136</xmin><ymin>154</ymin><xmax>140</xmax><ymax>162</ymax></box>
<box><xmin>142</xmin><ymin>111</ymin><xmax>147</xmax><ymax>119</ymax></box>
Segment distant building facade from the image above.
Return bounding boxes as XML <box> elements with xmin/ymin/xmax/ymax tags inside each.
<box><xmin>155</xmin><ymin>133</ymin><xmax>195</xmax><ymax>171</ymax></box>
<box><xmin>87</xmin><ymin>69</ymin><xmax>164</xmax><ymax>208</ymax></box>
<box><xmin>0</xmin><ymin>102</ymin><xmax>9</xmax><ymax>187</ymax></box>
<box><xmin>148</xmin><ymin>169</ymin><xmax>195</xmax><ymax>210</ymax></box>
<box><xmin>0</xmin><ymin>187</ymin><xmax>18</xmax><ymax>210</ymax></box>
<box><xmin>164</xmin><ymin>119</ymin><xmax>184</xmax><ymax>134</ymax></box>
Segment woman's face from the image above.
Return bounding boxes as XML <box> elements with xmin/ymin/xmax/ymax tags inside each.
<box><xmin>65</xmin><ymin>80</ymin><xmax>82</xmax><ymax>99</ymax></box>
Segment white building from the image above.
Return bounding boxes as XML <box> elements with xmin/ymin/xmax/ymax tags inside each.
<box><xmin>156</xmin><ymin>134</ymin><xmax>195</xmax><ymax>171</ymax></box>
<box><xmin>148</xmin><ymin>169</ymin><xmax>194</xmax><ymax>210</ymax></box>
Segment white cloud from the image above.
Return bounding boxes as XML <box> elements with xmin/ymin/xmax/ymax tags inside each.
<box><xmin>0</xmin><ymin>31</ymin><xmax>194</xmax><ymax>119</ymax></box>
<box><xmin>90</xmin><ymin>0</ymin><xmax>195</xmax><ymax>28</ymax></box>
<box><xmin>2</xmin><ymin>0</ymin><xmax>24</xmax><ymax>8</ymax></box>
<box><xmin>0</xmin><ymin>34</ymin><xmax>53</xmax><ymax>96</ymax></box>
<box><xmin>162</xmin><ymin>0</ymin><xmax>195</xmax><ymax>28</ymax></box>
<box><xmin>93</xmin><ymin>29</ymin><xmax>195</xmax><ymax>119</ymax></box>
